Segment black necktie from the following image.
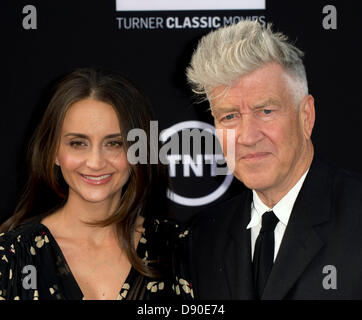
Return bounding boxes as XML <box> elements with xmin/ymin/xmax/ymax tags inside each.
<box><xmin>253</xmin><ymin>210</ymin><xmax>279</xmax><ymax>298</ymax></box>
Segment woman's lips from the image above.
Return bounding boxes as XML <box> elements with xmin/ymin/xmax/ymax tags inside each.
<box><xmin>79</xmin><ymin>173</ymin><xmax>113</xmax><ymax>185</ymax></box>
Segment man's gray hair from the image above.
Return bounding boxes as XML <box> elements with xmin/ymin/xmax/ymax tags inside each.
<box><xmin>186</xmin><ymin>20</ymin><xmax>308</xmax><ymax>104</ymax></box>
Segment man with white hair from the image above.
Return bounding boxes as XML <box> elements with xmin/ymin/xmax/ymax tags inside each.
<box><xmin>186</xmin><ymin>20</ymin><xmax>362</xmax><ymax>299</ymax></box>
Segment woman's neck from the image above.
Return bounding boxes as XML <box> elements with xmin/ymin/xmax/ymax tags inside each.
<box><xmin>43</xmin><ymin>192</ymin><xmax>121</xmax><ymax>246</ymax></box>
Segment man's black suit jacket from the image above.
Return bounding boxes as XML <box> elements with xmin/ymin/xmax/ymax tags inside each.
<box><xmin>187</xmin><ymin>158</ymin><xmax>362</xmax><ymax>299</ymax></box>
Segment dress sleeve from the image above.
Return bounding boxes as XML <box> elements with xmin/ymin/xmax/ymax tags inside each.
<box><xmin>0</xmin><ymin>231</ymin><xmax>38</xmax><ymax>300</ymax></box>
<box><xmin>0</xmin><ymin>231</ymin><xmax>20</xmax><ymax>299</ymax></box>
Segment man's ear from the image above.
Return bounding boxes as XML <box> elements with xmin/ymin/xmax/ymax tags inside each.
<box><xmin>300</xmin><ymin>94</ymin><xmax>315</xmax><ymax>140</ymax></box>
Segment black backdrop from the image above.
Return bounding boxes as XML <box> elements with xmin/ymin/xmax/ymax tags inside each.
<box><xmin>1</xmin><ymin>0</ymin><xmax>360</xmax><ymax>223</ymax></box>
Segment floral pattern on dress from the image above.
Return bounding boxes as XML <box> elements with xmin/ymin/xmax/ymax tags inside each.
<box><xmin>0</xmin><ymin>218</ymin><xmax>193</xmax><ymax>300</ymax></box>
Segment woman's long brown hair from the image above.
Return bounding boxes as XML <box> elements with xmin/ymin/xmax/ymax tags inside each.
<box><xmin>0</xmin><ymin>68</ymin><xmax>169</xmax><ymax>277</ymax></box>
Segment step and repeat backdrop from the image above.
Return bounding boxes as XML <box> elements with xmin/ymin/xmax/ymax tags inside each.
<box><xmin>0</xmin><ymin>0</ymin><xmax>360</xmax><ymax>222</ymax></box>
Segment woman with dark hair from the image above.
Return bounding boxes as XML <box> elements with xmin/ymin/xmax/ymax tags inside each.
<box><xmin>0</xmin><ymin>68</ymin><xmax>193</xmax><ymax>300</ymax></box>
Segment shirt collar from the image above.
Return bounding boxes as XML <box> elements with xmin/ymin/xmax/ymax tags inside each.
<box><xmin>247</xmin><ymin>169</ymin><xmax>309</xmax><ymax>229</ymax></box>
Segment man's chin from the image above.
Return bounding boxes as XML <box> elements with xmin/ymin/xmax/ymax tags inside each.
<box><xmin>233</xmin><ymin>170</ymin><xmax>273</xmax><ymax>191</ymax></box>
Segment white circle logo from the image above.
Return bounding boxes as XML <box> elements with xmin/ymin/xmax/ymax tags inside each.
<box><xmin>160</xmin><ymin>120</ymin><xmax>233</xmax><ymax>206</ymax></box>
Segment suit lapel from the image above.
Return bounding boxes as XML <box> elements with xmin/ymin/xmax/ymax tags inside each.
<box><xmin>262</xmin><ymin>159</ymin><xmax>334</xmax><ymax>299</ymax></box>
<box><xmin>261</xmin><ymin>208</ymin><xmax>325</xmax><ymax>299</ymax></box>
<box><xmin>223</xmin><ymin>190</ymin><xmax>256</xmax><ymax>299</ymax></box>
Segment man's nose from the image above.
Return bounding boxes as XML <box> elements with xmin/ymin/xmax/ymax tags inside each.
<box><xmin>236</xmin><ymin>116</ymin><xmax>264</xmax><ymax>146</ymax></box>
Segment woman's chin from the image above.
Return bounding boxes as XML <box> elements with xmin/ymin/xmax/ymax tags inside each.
<box><xmin>78</xmin><ymin>192</ymin><xmax>117</xmax><ymax>204</ymax></box>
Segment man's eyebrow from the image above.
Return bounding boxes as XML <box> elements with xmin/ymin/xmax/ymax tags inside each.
<box><xmin>63</xmin><ymin>133</ymin><xmax>122</xmax><ymax>139</ymax></box>
<box><xmin>212</xmin><ymin>106</ymin><xmax>240</xmax><ymax>116</ymax></box>
<box><xmin>212</xmin><ymin>99</ymin><xmax>282</xmax><ymax>116</ymax></box>
<box><xmin>253</xmin><ymin>99</ymin><xmax>282</xmax><ymax>108</ymax></box>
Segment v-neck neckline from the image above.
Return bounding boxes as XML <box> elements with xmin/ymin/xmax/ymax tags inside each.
<box><xmin>37</xmin><ymin>221</ymin><xmax>144</xmax><ymax>300</ymax></box>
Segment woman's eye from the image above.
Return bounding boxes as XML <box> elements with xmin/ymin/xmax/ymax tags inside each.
<box><xmin>106</xmin><ymin>141</ymin><xmax>123</xmax><ymax>147</ymax></box>
<box><xmin>69</xmin><ymin>141</ymin><xmax>86</xmax><ymax>147</ymax></box>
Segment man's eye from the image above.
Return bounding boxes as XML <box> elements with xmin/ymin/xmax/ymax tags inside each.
<box><xmin>254</xmin><ymin>108</ymin><xmax>276</xmax><ymax>120</ymax></box>
<box><xmin>224</xmin><ymin>114</ymin><xmax>236</xmax><ymax>121</ymax></box>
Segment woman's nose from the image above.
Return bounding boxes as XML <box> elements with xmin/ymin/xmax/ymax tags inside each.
<box><xmin>86</xmin><ymin>147</ymin><xmax>106</xmax><ymax>170</ymax></box>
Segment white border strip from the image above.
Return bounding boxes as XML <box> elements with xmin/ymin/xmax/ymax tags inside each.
<box><xmin>116</xmin><ymin>0</ymin><xmax>265</xmax><ymax>11</ymax></box>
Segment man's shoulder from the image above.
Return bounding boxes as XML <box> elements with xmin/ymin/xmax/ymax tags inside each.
<box><xmin>308</xmin><ymin>157</ymin><xmax>362</xmax><ymax>206</ymax></box>
<box><xmin>332</xmin><ymin>165</ymin><xmax>362</xmax><ymax>205</ymax></box>
<box><xmin>334</xmin><ymin>165</ymin><xmax>362</xmax><ymax>186</ymax></box>
<box><xmin>315</xmin><ymin>158</ymin><xmax>362</xmax><ymax>189</ymax></box>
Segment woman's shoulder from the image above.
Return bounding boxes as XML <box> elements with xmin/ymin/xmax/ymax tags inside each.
<box><xmin>145</xmin><ymin>217</ymin><xmax>190</xmax><ymax>241</ymax></box>
<box><xmin>0</xmin><ymin>218</ymin><xmax>48</xmax><ymax>244</ymax></box>
<box><xmin>0</xmin><ymin>219</ymin><xmax>58</xmax><ymax>300</ymax></box>
<box><xmin>142</xmin><ymin>218</ymin><xmax>194</xmax><ymax>299</ymax></box>
<box><xmin>0</xmin><ymin>218</ymin><xmax>52</xmax><ymax>266</ymax></box>
<box><xmin>142</xmin><ymin>217</ymin><xmax>190</xmax><ymax>256</ymax></box>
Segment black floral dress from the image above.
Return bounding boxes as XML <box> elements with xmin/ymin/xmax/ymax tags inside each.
<box><xmin>0</xmin><ymin>217</ymin><xmax>193</xmax><ymax>300</ymax></box>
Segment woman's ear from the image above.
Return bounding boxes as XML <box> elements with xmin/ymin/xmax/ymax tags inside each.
<box><xmin>55</xmin><ymin>156</ymin><xmax>60</xmax><ymax>166</ymax></box>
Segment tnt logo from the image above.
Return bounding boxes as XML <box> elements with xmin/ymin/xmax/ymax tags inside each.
<box><xmin>126</xmin><ymin>120</ymin><xmax>235</xmax><ymax>206</ymax></box>
<box><xmin>160</xmin><ymin>121</ymin><xmax>234</xmax><ymax>206</ymax></box>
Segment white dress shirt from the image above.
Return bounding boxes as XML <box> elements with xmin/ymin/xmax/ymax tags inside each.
<box><xmin>247</xmin><ymin>169</ymin><xmax>309</xmax><ymax>262</ymax></box>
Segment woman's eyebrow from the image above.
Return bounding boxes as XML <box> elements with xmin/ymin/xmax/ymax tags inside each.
<box><xmin>63</xmin><ymin>133</ymin><xmax>88</xmax><ymax>138</ymax></box>
<box><xmin>63</xmin><ymin>133</ymin><xmax>122</xmax><ymax>138</ymax></box>
<box><xmin>104</xmin><ymin>133</ymin><xmax>122</xmax><ymax>139</ymax></box>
